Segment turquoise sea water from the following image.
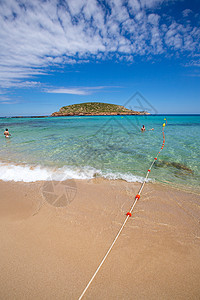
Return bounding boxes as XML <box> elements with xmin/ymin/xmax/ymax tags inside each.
<box><xmin>0</xmin><ymin>115</ymin><xmax>199</xmax><ymax>192</ymax></box>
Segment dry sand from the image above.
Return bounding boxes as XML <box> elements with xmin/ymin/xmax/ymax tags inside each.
<box><xmin>0</xmin><ymin>179</ymin><xmax>200</xmax><ymax>299</ymax></box>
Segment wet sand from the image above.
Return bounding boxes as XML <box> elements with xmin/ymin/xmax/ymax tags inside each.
<box><xmin>0</xmin><ymin>179</ymin><xmax>200</xmax><ymax>299</ymax></box>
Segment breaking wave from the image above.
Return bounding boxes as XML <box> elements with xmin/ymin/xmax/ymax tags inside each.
<box><xmin>0</xmin><ymin>161</ymin><xmax>148</xmax><ymax>183</ymax></box>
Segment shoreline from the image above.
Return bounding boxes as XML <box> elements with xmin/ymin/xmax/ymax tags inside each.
<box><xmin>51</xmin><ymin>112</ymin><xmax>150</xmax><ymax>117</ymax></box>
<box><xmin>0</xmin><ymin>159</ymin><xmax>199</xmax><ymax>194</ymax></box>
<box><xmin>0</xmin><ymin>179</ymin><xmax>200</xmax><ymax>299</ymax></box>
<box><xmin>1</xmin><ymin>114</ymin><xmax>200</xmax><ymax>118</ymax></box>
<box><xmin>1</xmin><ymin>113</ymin><xmax>150</xmax><ymax>118</ymax></box>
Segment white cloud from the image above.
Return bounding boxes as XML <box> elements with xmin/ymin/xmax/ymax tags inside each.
<box><xmin>185</xmin><ymin>59</ymin><xmax>200</xmax><ymax>67</ymax></box>
<box><xmin>0</xmin><ymin>0</ymin><xmax>199</xmax><ymax>89</ymax></box>
<box><xmin>45</xmin><ymin>88</ymin><xmax>90</xmax><ymax>95</ymax></box>
<box><xmin>0</xmin><ymin>95</ymin><xmax>17</xmax><ymax>104</ymax></box>
<box><xmin>140</xmin><ymin>0</ymin><xmax>166</xmax><ymax>8</ymax></box>
<box><xmin>164</xmin><ymin>22</ymin><xmax>199</xmax><ymax>52</ymax></box>
<box><xmin>45</xmin><ymin>85</ymin><xmax>117</xmax><ymax>95</ymax></box>
<box><xmin>182</xmin><ymin>9</ymin><xmax>192</xmax><ymax>17</ymax></box>
<box><xmin>128</xmin><ymin>0</ymin><xmax>171</xmax><ymax>11</ymax></box>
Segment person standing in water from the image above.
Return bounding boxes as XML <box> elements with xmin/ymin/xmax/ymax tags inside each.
<box><xmin>4</xmin><ymin>128</ymin><xmax>11</xmax><ymax>138</ymax></box>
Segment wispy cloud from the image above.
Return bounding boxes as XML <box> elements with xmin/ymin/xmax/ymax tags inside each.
<box><xmin>0</xmin><ymin>0</ymin><xmax>200</xmax><ymax>88</ymax></box>
<box><xmin>185</xmin><ymin>59</ymin><xmax>200</xmax><ymax>67</ymax></box>
<box><xmin>45</xmin><ymin>86</ymin><xmax>117</xmax><ymax>95</ymax></box>
<box><xmin>182</xmin><ymin>9</ymin><xmax>192</xmax><ymax>17</ymax></box>
<box><xmin>0</xmin><ymin>95</ymin><xmax>17</xmax><ymax>104</ymax></box>
<box><xmin>45</xmin><ymin>88</ymin><xmax>90</xmax><ymax>95</ymax></box>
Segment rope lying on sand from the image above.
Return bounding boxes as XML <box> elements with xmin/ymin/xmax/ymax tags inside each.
<box><xmin>78</xmin><ymin>120</ymin><xmax>167</xmax><ymax>300</ymax></box>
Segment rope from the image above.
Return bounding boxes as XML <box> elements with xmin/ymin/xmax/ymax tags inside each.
<box><xmin>78</xmin><ymin>120</ymin><xmax>167</xmax><ymax>300</ymax></box>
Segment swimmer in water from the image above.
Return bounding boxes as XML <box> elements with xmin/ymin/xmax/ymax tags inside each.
<box><xmin>4</xmin><ymin>128</ymin><xmax>11</xmax><ymax>138</ymax></box>
<box><xmin>141</xmin><ymin>125</ymin><xmax>154</xmax><ymax>132</ymax></box>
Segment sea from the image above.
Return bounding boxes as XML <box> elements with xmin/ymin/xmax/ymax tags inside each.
<box><xmin>0</xmin><ymin>115</ymin><xmax>199</xmax><ymax>193</ymax></box>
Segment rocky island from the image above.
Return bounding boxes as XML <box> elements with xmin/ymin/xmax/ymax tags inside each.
<box><xmin>51</xmin><ymin>102</ymin><xmax>150</xmax><ymax>116</ymax></box>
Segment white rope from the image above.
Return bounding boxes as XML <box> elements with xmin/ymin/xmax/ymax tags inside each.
<box><xmin>78</xmin><ymin>198</ymin><xmax>139</xmax><ymax>300</ymax></box>
<box><xmin>78</xmin><ymin>124</ymin><xmax>166</xmax><ymax>300</ymax></box>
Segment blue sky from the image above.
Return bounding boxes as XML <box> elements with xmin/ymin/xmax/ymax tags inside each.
<box><xmin>0</xmin><ymin>0</ymin><xmax>200</xmax><ymax>116</ymax></box>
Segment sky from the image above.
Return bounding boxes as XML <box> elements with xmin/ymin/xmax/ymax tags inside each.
<box><xmin>0</xmin><ymin>0</ymin><xmax>200</xmax><ymax>116</ymax></box>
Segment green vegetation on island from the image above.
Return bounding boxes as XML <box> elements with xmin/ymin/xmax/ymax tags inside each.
<box><xmin>51</xmin><ymin>102</ymin><xmax>150</xmax><ymax>116</ymax></box>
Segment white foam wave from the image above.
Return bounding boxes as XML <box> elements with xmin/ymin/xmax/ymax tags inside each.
<box><xmin>0</xmin><ymin>162</ymin><xmax>148</xmax><ymax>183</ymax></box>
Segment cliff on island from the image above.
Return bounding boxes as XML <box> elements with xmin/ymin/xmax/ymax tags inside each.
<box><xmin>51</xmin><ymin>102</ymin><xmax>150</xmax><ymax>116</ymax></box>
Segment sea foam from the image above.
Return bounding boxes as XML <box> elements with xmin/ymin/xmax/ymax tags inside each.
<box><xmin>0</xmin><ymin>162</ymin><xmax>147</xmax><ymax>183</ymax></box>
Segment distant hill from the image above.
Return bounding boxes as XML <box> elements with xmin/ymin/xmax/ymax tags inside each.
<box><xmin>51</xmin><ymin>102</ymin><xmax>150</xmax><ymax>116</ymax></box>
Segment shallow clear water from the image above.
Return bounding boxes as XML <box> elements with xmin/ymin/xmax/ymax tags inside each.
<box><xmin>0</xmin><ymin>115</ymin><xmax>199</xmax><ymax>192</ymax></box>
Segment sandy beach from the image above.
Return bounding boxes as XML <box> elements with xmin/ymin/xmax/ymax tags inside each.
<box><xmin>1</xmin><ymin>0</ymin><xmax>200</xmax><ymax>298</ymax></box>
<box><xmin>0</xmin><ymin>179</ymin><xmax>200</xmax><ymax>299</ymax></box>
